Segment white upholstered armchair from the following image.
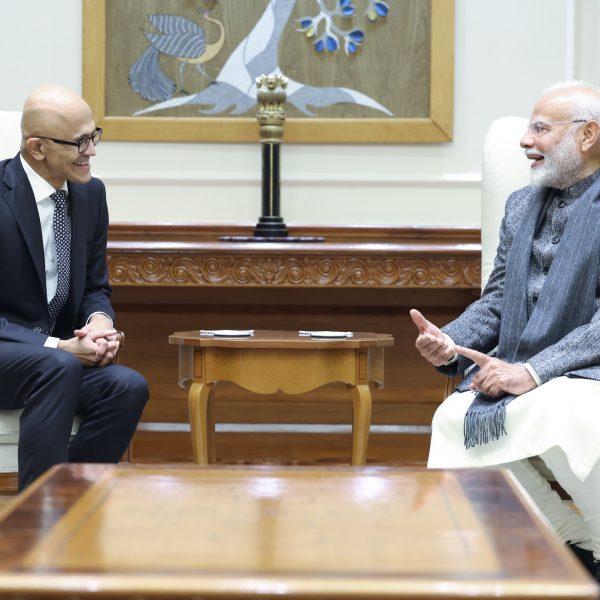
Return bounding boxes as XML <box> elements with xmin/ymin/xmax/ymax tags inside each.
<box><xmin>480</xmin><ymin>116</ymin><xmax>530</xmax><ymax>287</ymax></box>
<box><xmin>0</xmin><ymin>112</ymin><xmax>22</xmax><ymax>160</ymax></box>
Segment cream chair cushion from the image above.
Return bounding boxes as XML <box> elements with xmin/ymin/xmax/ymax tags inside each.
<box><xmin>0</xmin><ymin>415</ymin><xmax>80</xmax><ymax>473</ymax></box>
<box><xmin>0</xmin><ymin>111</ymin><xmax>22</xmax><ymax>161</ymax></box>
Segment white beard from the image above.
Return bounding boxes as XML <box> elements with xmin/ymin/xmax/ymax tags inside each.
<box><xmin>530</xmin><ymin>129</ymin><xmax>584</xmax><ymax>189</ymax></box>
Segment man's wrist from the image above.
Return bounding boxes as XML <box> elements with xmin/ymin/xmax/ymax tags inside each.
<box><xmin>86</xmin><ymin>312</ymin><xmax>113</xmax><ymax>328</ymax></box>
<box><xmin>443</xmin><ymin>353</ymin><xmax>458</xmax><ymax>365</ymax></box>
<box><xmin>442</xmin><ymin>333</ymin><xmax>457</xmax><ymax>365</ymax></box>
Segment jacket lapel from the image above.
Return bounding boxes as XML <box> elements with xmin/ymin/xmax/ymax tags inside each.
<box><xmin>1</xmin><ymin>155</ymin><xmax>46</xmax><ymax>297</ymax></box>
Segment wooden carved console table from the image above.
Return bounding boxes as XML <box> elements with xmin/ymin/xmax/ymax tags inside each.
<box><xmin>107</xmin><ymin>224</ymin><xmax>481</xmax><ymax>466</ymax></box>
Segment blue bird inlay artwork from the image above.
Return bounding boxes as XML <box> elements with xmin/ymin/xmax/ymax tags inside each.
<box><xmin>128</xmin><ymin>0</ymin><xmax>393</xmax><ymax>119</ymax></box>
<box><xmin>129</xmin><ymin>10</ymin><xmax>225</xmax><ymax>102</ymax></box>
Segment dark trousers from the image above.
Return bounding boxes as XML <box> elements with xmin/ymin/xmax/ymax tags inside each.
<box><xmin>0</xmin><ymin>342</ymin><xmax>149</xmax><ymax>490</ymax></box>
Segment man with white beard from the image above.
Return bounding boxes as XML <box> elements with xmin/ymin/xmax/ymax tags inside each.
<box><xmin>410</xmin><ymin>81</ymin><xmax>600</xmax><ymax>581</ymax></box>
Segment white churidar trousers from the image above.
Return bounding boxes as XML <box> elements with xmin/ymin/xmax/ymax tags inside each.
<box><xmin>428</xmin><ymin>377</ymin><xmax>600</xmax><ymax>559</ymax></box>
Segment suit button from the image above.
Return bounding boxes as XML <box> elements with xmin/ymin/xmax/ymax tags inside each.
<box><xmin>551</xmin><ymin>236</ymin><xmax>560</xmax><ymax>244</ymax></box>
<box><xmin>542</xmin><ymin>266</ymin><xmax>549</xmax><ymax>274</ymax></box>
<box><xmin>33</xmin><ymin>327</ymin><xmax>42</xmax><ymax>333</ymax></box>
<box><xmin>557</xmin><ymin>200</ymin><xmax>566</xmax><ymax>208</ymax></box>
<box><xmin>532</xmin><ymin>296</ymin><xmax>538</xmax><ymax>304</ymax></box>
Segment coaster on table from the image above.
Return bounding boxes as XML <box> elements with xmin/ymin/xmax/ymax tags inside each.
<box><xmin>299</xmin><ymin>330</ymin><xmax>353</xmax><ymax>339</ymax></box>
<box><xmin>200</xmin><ymin>329</ymin><xmax>255</xmax><ymax>337</ymax></box>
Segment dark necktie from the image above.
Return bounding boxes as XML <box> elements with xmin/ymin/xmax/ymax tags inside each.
<box><xmin>45</xmin><ymin>190</ymin><xmax>71</xmax><ymax>335</ymax></box>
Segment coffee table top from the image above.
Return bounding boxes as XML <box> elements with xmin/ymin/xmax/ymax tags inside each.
<box><xmin>0</xmin><ymin>464</ymin><xmax>595</xmax><ymax>599</ymax></box>
<box><xmin>169</xmin><ymin>329</ymin><xmax>394</xmax><ymax>349</ymax></box>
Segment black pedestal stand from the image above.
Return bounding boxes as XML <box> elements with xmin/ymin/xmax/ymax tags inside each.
<box><xmin>221</xmin><ymin>144</ymin><xmax>324</xmax><ymax>243</ymax></box>
<box><xmin>220</xmin><ymin>74</ymin><xmax>324</xmax><ymax>244</ymax></box>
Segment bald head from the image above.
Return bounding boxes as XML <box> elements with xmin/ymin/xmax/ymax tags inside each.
<box><xmin>21</xmin><ymin>85</ymin><xmax>93</xmax><ymax>144</ymax></box>
<box><xmin>537</xmin><ymin>81</ymin><xmax>600</xmax><ymax>127</ymax></box>
<box><xmin>20</xmin><ymin>85</ymin><xmax>98</xmax><ymax>189</ymax></box>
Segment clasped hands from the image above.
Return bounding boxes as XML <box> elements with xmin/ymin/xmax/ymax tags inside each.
<box><xmin>58</xmin><ymin>317</ymin><xmax>123</xmax><ymax>367</ymax></box>
<box><xmin>409</xmin><ymin>309</ymin><xmax>536</xmax><ymax>397</ymax></box>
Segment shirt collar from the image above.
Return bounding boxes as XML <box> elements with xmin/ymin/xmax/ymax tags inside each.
<box><xmin>19</xmin><ymin>154</ymin><xmax>68</xmax><ymax>204</ymax></box>
<box><xmin>558</xmin><ymin>168</ymin><xmax>600</xmax><ymax>200</ymax></box>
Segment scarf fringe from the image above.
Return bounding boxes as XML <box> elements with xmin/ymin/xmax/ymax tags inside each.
<box><xmin>464</xmin><ymin>396</ymin><xmax>508</xmax><ymax>449</ymax></box>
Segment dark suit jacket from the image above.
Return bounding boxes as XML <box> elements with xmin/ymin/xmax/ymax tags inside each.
<box><xmin>0</xmin><ymin>153</ymin><xmax>114</xmax><ymax>344</ymax></box>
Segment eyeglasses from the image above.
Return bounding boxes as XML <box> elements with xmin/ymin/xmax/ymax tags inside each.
<box><xmin>527</xmin><ymin>120</ymin><xmax>587</xmax><ymax>137</ymax></box>
<box><xmin>34</xmin><ymin>127</ymin><xmax>102</xmax><ymax>153</ymax></box>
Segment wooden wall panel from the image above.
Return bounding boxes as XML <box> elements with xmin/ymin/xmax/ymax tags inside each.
<box><xmin>131</xmin><ymin>431</ymin><xmax>433</xmax><ymax>466</ymax></box>
<box><xmin>109</xmin><ymin>225</ymin><xmax>480</xmax><ymax>467</ymax></box>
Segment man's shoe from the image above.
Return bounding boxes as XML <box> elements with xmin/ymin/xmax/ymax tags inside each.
<box><xmin>568</xmin><ymin>543</ymin><xmax>596</xmax><ymax>577</ymax></box>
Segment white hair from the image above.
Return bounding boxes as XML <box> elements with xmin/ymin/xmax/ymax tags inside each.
<box><xmin>542</xmin><ymin>80</ymin><xmax>600</xmax><ymax>121</ymax></box>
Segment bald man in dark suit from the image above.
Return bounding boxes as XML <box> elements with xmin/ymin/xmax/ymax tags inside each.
<box><xmin>0</xmin><ymin>85</ymin><xmax>148</xmax><ymax>490</ymax></box>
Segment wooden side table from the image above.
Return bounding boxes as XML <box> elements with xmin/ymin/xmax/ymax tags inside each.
<box><xmin>169</xmin><ymin>330</ymin><xmax>394</xmax><ymax>465</ymax></box>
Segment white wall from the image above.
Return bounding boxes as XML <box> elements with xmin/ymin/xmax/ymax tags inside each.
<box><xmin>1</xmin><ymin>0</ymin><xmax>598</xmax><ymax>226</ymax></box>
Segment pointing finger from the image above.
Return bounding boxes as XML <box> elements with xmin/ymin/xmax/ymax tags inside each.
<box><xmin>454</xmin><ymin>345</ymin><xmax>489</xmax><ymax>366</ymax></box>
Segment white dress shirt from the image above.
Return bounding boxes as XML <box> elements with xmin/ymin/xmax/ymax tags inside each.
<box><xmin>19</xmin><ymin>155</ymin><xmax>112</xmax><ymax>346</ymax></box>
<box><xmin>20</xmin><ymin>155</ymin><xmax>67</xmax><ymax>304</ymax></box>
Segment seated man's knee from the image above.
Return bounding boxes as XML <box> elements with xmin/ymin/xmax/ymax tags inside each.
<box><xmin>43</xmin><ymin>350</ymin><xmax>82</xmax><ymax>387</ymax></box>
<box><xmin>116</xmin><ymin>366</ymin><xmax>149</xmax><ymax>410</ymax></box>
<box><xmin>432</xmin><ymin>391</ymin><xmax>465</xmax><ymax>429</ymax></box>
<box><xmin>432</xmin><ymin>394</ymin><xmax>453</xmax><ymax>422</ymax></box>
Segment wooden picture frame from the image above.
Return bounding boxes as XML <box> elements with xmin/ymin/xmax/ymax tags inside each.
<box><xmin>83</xmin><ymin>0</ymin><xmax>454</xmax><ymax>143</ymax></box>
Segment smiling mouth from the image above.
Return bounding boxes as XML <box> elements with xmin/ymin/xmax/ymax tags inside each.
<box><xmin>74</xmin><ymin>161</ymin><xmax>89</xmax><ymax>167</ymax></box>
<box><xmin>525</xmin><ymin>152</ymin><xmax>544</xmax><ymax>167</ymax></box>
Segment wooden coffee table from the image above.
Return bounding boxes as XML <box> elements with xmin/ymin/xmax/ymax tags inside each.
<box><xmin>0</xmin><ymin>464</ymin><xmax>595</xmax><ymax>599</ymax></box>
<box><xmin>169</xmin><ymin>330</ymin><xmax>394</xmax><ymax>465</ymax></box>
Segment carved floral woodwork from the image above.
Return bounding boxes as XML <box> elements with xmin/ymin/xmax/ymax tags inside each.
<box><xmin>107</xmin><ymin>225</ymin><xmax>481</xmax><ymax>290</ymax></box>
<box><xmin>108</xmin><ymin>254</ymin><xmax>480</xmax><ymax>289</ymax></box>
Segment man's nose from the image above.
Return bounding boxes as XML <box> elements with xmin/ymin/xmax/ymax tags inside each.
<box><xmin>520</xmin><ymin>130</ymin><xmax>534</xmax><ymax>148</ymax></box>
<box><xmin>82</xmin><ymin>143</ymin><xmax>97</xmax><ymax>157</ymax></box>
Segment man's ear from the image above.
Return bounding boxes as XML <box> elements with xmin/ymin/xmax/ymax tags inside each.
<box><xmin>25</xmin><ymin>137</ymin><xmax>46</xmax><ymax>161</ymax></box>
<box><xmin>581</xmin><ymin>120</ymin><xmax>600</xmax><ymax>152</ymax></box>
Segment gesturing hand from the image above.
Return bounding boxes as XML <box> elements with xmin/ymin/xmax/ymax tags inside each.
<box><xmin>410</xmin><ymin>309</ymin><xmax>456</xmax><ymax>366</ymax></box>
<box><xmin>455</xmin><ymin>345</ymin><xmax>536</xmax><ymax>397</ymax></box>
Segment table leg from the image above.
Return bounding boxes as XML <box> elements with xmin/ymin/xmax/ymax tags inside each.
<box><xmin>188</xmin><ymin>382</ymin><xmax>215</xmax><ymax>465</ymax></box>
<box><xmin>350</xmin><ymin>384</ymin><xmax>372</xmax><ymax>466</ymax></box>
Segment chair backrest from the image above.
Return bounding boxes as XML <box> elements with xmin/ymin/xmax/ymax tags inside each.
<box><xmin>0</xmin><ymin>111</ymin><xmax>22</xmax><ymax>161</ymax></box>
<box><xmin>481</xmin><ymin>116</ymin><xmax>531</xmax><ymax>288</ymax></box>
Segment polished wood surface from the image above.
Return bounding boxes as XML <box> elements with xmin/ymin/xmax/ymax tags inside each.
<box><xmin>169</xmin><ymin>330</ymin><xmax>393</xmax><ymax>466</ymax></box>
<box><xmin>0</xmin><ymin>464</ymin><xmax>595</xmax><ymax>599</ymax></box>
<box><xmin>108</xmin><ymin>224</ymin><xmax>480</xmax><ymax>466</ymax></box>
